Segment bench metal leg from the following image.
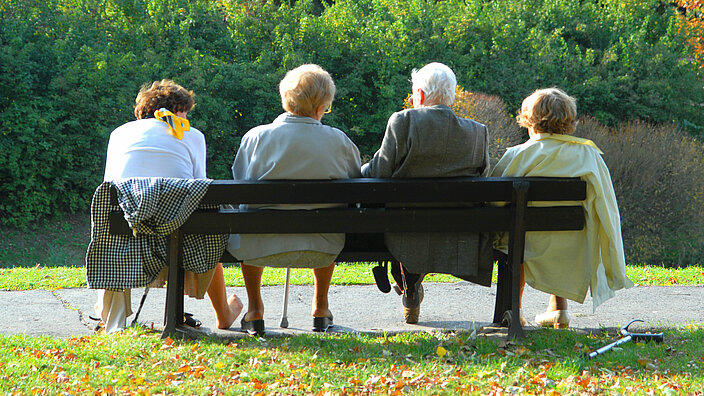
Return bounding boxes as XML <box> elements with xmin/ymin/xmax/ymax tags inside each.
<box><xmin>507</xmin><ymin>181</ymin><xmax>529</xmax><ymax>339</ymax></box>
<box><xmin>163</xmin><ymin>229</ymin><xmax>185</xmax><ymax>339</ymax></box>
<box><xmin>492</xmin><ymin>250</ymin><xmax>511</xmax><ymax>324</ymax></box>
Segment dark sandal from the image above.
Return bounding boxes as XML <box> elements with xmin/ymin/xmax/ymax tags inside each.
<box><xmin>372</xmin><ymin>262</ymin><xmax>391</xmax><ymax>293</ymax></box>
<box><xmin>312</xmin><ymin>315</ymin><xmax>334</xmax><ymax>332</ymax></box>
<box><xmin>241</xmin><ymin>313</ymin><xmax>265</xmax><ymax>336</ymax></box>
<box><xmin>183</xmin><ymin>312</ymin><xmax>202</xmax><ymax>328</ymax></box>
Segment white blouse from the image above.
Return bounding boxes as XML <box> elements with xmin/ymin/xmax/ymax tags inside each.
<box><xmin>104</xmin><ymin>118</ymin><xmax>206</xmax><ymax>181</ymax></box>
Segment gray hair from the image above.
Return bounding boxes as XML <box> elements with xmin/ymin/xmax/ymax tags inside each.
<box><xmin>411</xmin><ymin>62</ymin><xmax>456</xmax><ymax>106</ymax></box>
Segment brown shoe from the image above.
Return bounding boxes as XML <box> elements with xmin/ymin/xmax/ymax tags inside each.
<box><xmin>402</xmin><ymin>284</ymin><xmax>424</xmax><ymax>324</ymax></box>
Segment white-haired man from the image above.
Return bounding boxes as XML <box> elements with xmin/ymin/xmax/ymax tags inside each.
<box><xmin>361</xmin><ymin>62</ymin><xmax>492</xmax><ymax>324</ymax></box>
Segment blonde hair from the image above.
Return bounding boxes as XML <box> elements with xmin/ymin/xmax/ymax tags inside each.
<box><xmin>279</xmin><ymin>64</ymin><xmax>335</xmax><ymax>117</ymax></box>
<box><xmin>516</xmin><ymin>88</ymin><xmax>577</xmax><ymax>135</ymax></box>
<box><xmin>134</xmin><ymin>79</ymin><xmax>195</xmax><ymax>120</ymax></box>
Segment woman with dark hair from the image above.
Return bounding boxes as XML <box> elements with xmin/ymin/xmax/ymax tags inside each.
<box><xmin>96</xmin><ymin>79</ymin><xmax>242</xmax><ymax>333</ymax></box>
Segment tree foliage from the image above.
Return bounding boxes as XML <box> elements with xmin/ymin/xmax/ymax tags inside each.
<box><xmin>1</xmin><ymin>0</ymin><xmax>702</xmax><ymax>232</ymax></box>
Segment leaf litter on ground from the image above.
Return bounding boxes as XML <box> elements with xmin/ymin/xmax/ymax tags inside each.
<box><xmin>1</xmin><ymin>322</ymin><xmax>702</xmax><ymax>395</ymax></box>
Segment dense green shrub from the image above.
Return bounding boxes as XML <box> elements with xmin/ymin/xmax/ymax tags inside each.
<box><xmin>1</xmin><ymin>0</ymin><xmax>703</xmax><ymax>263</ymax></box>
<box><xmin>576</xmin><ymin>119</ymin><xmax>704</xmax><ymax>267</ymax></box>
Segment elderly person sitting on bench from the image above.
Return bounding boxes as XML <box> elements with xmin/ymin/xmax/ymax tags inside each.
<box><xmin>227</xmin><ymin>64</ymin><xmax>361</xmax><ymax>336</ymax></box>
<box><xmin>492</xmin><ymin>87</ymin><xmax>633</xmax><ymax>328</ymax></box>
<box><xmin>361</xmin><ymin>62</ymin><xmax>492</xmax><ymax>324</ymax></box>
<box><xmin>96</xmin><ymin>79</ymin><xmax>242</xmax><ymax>333</ymax></box>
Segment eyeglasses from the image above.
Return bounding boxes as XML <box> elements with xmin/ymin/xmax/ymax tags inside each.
<box><xmin>324</xmin><ymin>105</ymin><xmax>332</xmax><ymax>114</ymax></box>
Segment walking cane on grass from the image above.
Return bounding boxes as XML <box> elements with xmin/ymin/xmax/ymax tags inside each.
<box><xmin>587</xmin><ymin>319</ymin><xmax>664</xmax><ymax>359</ymax></box>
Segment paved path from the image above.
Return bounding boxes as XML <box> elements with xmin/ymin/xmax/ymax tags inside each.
<box><xmin>1</xmin><ymin>283</ymin><xmax>702</xmax><ymax>339</ymax></box>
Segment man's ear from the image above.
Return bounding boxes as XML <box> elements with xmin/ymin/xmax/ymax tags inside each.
<box><xmin>417</xmin><ymin>89</ymin><xmax>425</xmax><ymax>106</ymax></box>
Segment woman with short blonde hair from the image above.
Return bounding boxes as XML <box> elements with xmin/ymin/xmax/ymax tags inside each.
<box><xmin>516</xmin><ymin>87</ymin><xmax>577</xmax><ymax>135</ymax></box>
<box><xmin>228</xmin><ymin>64</ymin><xmax>361</xmax><ymax>335</ymax></box>
<box><xmin>492</xmin><ymin>87</ymin><xmax>632</xmax><ymax>329</ymax></box>
<box><xmin>279</xmin><ymin>64</ymin><xmax>335</xmax><ymax>118</ymax></box>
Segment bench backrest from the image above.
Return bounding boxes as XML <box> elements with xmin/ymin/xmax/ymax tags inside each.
<box><xmin>109</xmin><ymin>177</ymin><xmax>586</xmax><ymax>235</ymax></box>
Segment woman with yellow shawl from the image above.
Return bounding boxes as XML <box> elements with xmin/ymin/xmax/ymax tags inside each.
<box><xmin>492</xmin><ymin>88</ymin><xmax>633</xmax><ymax>328</ymax></box>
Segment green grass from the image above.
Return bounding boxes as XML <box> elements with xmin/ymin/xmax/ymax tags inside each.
<box><xmin>2</xmin><ymin>263</ymin><xmax>702</xmax><ymax>291</ymax></box>
<box><xmin>0</xmin><ymin>213</ymin><xmax>90</xmax><ymax>269</ymax></box>
<box><xmin>1</xmin><ymin>324</ymin><xmax>702</xmax><ymax>395</ymax></box>
<box><xmin>2</xmin><ymin>217</ymin><xmax>702</xmax><ymax>394</ymax></box>
<box><xmin>625</xmin><ymin>265</ymin><xmax>704</xmax><ymax>286</ymax></box>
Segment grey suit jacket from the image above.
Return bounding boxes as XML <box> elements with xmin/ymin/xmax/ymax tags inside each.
<box><xmin>362</xmin><ymin>105</ymin><xmax>493</xmax><ymax>286</ymax></box>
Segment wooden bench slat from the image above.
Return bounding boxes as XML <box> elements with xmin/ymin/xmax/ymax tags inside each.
<box><xmin>108</xmin><ymin>206</ymin><xmax>584</xmax><ymax>235</ymax></box>
<box><xmin>109</xmin><ymin>177</ymin><xmax>586</xmax><ymax>205</ymax></box>
<box><xmin>202</xmin><ymin>177</ymin><xmax>586</xmax><ymax>204</ymax></box>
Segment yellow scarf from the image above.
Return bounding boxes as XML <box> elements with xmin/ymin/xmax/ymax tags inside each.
<box><xmin>534</xmin><ymin>133</ymin><xmax>604</xmax><ymax>154</ymax></box>
<box><xmin>154</xmin><ymin>108</ymin><xmax>190</xmax><ymax>140</ymax></box>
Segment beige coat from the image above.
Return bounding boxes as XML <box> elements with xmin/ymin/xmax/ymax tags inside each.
<box><xmin>362</xmin><ymin>105</ymin><xmax>493</xmax><ymax>285</ymax></box>
<box><xmin>492</xmin><ymin>133</ymin><xmax>633</xmax><ymax>310</ymax></box>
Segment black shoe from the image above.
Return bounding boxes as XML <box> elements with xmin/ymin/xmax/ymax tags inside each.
<box><xmin>240</xmin><ymin>313</ymin><xmax>265</xmax><ymax>336</ymax></box>
<box><xmin>312</xmin><ymin>315</ymin><xmax>333</xmax><ymax>332</ymax></box>
<box><xmin>183</xmin><ymin>312</ymin><xmax>202</xmax><ymax>328</ymax></box>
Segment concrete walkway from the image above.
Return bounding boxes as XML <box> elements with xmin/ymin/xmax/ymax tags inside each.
<box><xmin>1</xmin><ymin>282</ymin><xmax>702</xmax><ymax>339</ymax></box>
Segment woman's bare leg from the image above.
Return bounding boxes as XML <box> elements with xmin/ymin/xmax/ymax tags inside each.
<box><xmin>206</xmin><ymin>263</ymin><xmax>243</xmax><ymax>329</ymax></box>
<box><xmin>240</xmin><ymin>263</ymin><xmax>265</xmax><ymax>321</ymax></box>
<box><xmin>311</xmin><ymin>262</ymin><xmax>335</xmax><ymax>317</ymax></box>
<box><xmin>547</xmin><ymin>294</ymin><xmax>568</xmax><ymax>311</ymax></box>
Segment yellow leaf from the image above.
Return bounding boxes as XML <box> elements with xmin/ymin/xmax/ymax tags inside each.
<box><xmin>214</xmin><ymin>362</ymin><xmax>225</xmax><ymax>369</ymax></box>
<box><xmin>436</xmin><ymin>346</ymin><xmax>448</xmax><ymax>357</ymax></box>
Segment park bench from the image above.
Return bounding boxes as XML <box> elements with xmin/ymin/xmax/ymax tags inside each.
<box><xmin>108</xmin><ymin>177</ymin><xmax>586</xmax><ymax>339</ymax></box>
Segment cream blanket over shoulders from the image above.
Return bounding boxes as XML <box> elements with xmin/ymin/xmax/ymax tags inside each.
<box><xmin>492</xmin><ymin>134</ymin><xmax>633</xmax><ymax>310</ymax></box>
